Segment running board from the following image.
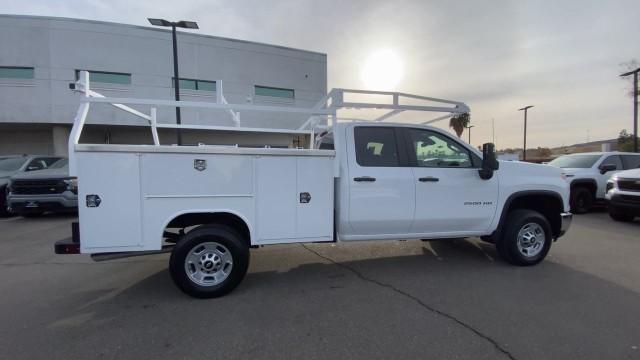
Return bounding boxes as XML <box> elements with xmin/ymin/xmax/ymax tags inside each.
<box><xmin>90</xmin><ymin>245</ymin><xmax>174</xmax><ymax>262</ymax></box>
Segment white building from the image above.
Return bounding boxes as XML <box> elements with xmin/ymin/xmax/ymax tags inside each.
<box><xmin>0</xmin><ymin>14</ymin><xmax>327</xmax><ymax>155</ymax></box>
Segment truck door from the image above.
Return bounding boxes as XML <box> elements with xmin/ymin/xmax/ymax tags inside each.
<box><xmin>346</xmin><ymin>126</ymin><xmax>415</xmax><ymax>236</ymax></box>
<box><xmin>404</xmin><ymin>128</ymin><xmax>498</xmax><ymax>235</ymax></box>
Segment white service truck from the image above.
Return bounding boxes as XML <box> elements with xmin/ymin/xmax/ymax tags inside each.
<box><xmin>56</xmin><ymin>73</ymin><xmax>572</xmax><ymax>298</ymax></box>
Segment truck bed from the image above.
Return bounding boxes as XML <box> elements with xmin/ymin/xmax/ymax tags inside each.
<box><xmin>75</xmin><ymin>144</ymin><xmax>335</xmax><ymax>253</ymax></box>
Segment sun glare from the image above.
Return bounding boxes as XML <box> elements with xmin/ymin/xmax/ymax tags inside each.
<box><xmin>361</xmin><ymin>49</ymin><xmax>403</xmax><ymax>90</ymax></box>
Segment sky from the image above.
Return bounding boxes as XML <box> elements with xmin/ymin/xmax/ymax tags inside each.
<box><xmin>5</xmin><ymin>0</ymin><xmax>640</xmax><ymax>149</ymax></box>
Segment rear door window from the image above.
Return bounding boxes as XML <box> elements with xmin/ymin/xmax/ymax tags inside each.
<box><xmin>621</xmin><ymin>155</ymin><xmax>640</xmax><ymax>169</ymax></box>
<box><xmin>354</xmin><ymin>127</ymin><xmax>400</xmax><ymax>167</ymax></box>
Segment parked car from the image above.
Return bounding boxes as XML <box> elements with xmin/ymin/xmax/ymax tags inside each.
<box><xmin>7</xmin><ymin>158</ymin><xmax>77</xmax><ymax>217</ymax></box>
<box><xmin>606</xmin><ymin>168</ymin><xmax>640</xmax><ymax>222</ymax></box>
<box><xmin>548</xmin><ymin>152</ymin><xmax>640</xmax><ymax>213</ymax></box>
<box><xmin>0</xmin><ymin>155</ymin><xmax>64</xmax><ymax>216</ymax></box>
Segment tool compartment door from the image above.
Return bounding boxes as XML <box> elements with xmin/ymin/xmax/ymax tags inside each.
<box><xmin>77</xmin><ymin>152</ymin><xmax>144</xmax><ymax>252</ymax></box>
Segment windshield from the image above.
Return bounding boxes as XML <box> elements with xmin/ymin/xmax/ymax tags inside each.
<box><xmin>549</xmin><ymin>154</ymin><xmax>601</xmax><ymax>168</ymax></box>
<box><xmin>0</xmin><ymin>157</ymin><xmax>26</xmax><ymax>172</ymax></box>
<box><xmin>49</xmin><ymin>158</ymin><xmax>69</xmax><ymax>169</ymax></box>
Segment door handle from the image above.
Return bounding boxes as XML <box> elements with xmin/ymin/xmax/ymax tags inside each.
<box><xmin>419</xmin><ymin>177</ymin><xmax>439</xmax><ymax>182</ymax></box>
<box><xmin>354</xmin><ymin>176</ymin><xmax>376</xmax><ymax>182</ymax></box>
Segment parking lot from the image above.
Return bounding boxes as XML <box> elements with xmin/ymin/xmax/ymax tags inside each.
<box><xmin>0</xmin><ymin>212</ymin><xmax>639</xmax><ymax>360</ymax></box>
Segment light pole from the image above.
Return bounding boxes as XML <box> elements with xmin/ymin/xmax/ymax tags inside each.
<box><xmin>518</xmin><ymin>105</ymin><xmax>534</xmax><ymax>160</ymax></box>
<box><xmin>148</xmin><ymin>18</ymin><xmax>199</xmax><ymax>145</ymax></box>
<box><xmin>465</xmin><ymin>125</ymin><xmax>474</xmax><ymax>144</ymax></box>
<box><xmin>620</xmin><ymin>67</ymin><xmax>640</xmax><ymax>153</ymax></box>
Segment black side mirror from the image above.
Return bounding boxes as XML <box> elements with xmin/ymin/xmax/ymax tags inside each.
<box><xmin>599</xmin><ymin>164</ymin><xmax>616</xmax><ymax>174</ymax></box>
<box><xmin>479</xmin><ymin>143</ymin><xmax>499</xmax><ymax>180</ymax></box>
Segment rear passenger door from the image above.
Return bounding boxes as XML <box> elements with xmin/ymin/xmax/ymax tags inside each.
<box><xmin>622</xmin><ymin>155</ymin><xmax>640</xmax><ymax>170</ymax></box>
<box><xmin>346</xmin><ymin>126</ymin><xmax>415</xmax><ymax>237</ymax></box>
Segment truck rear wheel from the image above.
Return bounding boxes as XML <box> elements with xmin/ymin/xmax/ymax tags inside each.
<box><xmin>169</xmin><ymin>225</ymin><xmax>249</xmax><ymax>298</ymax></box>
<box><xmin>497</xmin><ymin>209</ymin><xmax>552</xmax><ymax>266</ymax></box>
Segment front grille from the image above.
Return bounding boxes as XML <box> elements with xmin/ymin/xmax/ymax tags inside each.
<box><xmin>12</xmin><ymin>179</ymin><xmax>66</xmax><ymax>195</ymax></box>
<box><xmin>618</xmin><ymin>179</ymin><xmax>640</xmax><ymax>192</ymax></box>
<box><xmin>619</xmin><ymin>195</ymin><xmax>640</xmax><ymax>204</ymax></box>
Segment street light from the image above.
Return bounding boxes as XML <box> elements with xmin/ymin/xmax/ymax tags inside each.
<box><xmin>620</xmin><ymin>67</ymin><xmax>640</xmax><ymax>153</ymax></box>
<box><xmin>148</xmin><ymin>18</ymin><xmax>199</xmax><ymax>145</ymax></box>
<box><xmin>465</xmin><ymin>125</ymin><xmax>475</xmax><ymax>144</ymax></box>
<box><xmin>518</xmin><ymin>105</ymin><xmax>534</xmax><ymax>161</ymax></box>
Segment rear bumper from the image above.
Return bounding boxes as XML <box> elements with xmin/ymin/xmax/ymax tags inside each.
<box><xmin>558</xmin><ymin>212</ymin><xmax>572</xmax><ymax>238</ymax></box>
<box><xmin>54</xmin><ymin>222</ymin><xmax>81</xmax><ymax>254</ymax></box>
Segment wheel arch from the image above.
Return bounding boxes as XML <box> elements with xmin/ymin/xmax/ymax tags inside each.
<box><xmin>162</xmin><ymin>209</ymin><xmax>254</xmax><ymax>246</ymax></box>
<box><xmin>570</xmin><ymin>178</ymin><xmax>597</xmax><ymax>196</ymax></box>
<box><xmin>495</xmin><ymin>190</ymin><xmax>564</xmax><ymax>240</ymax></box>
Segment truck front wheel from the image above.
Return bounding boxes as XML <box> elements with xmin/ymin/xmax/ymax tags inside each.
<box><xmin>496</xmin><ymin>209</ymin><xmax>552</xmax><ymax>266</ymax></box>
<box><xmin>169</xmin><ymin>225</ymin><xmax>249</xmax><ymax>298</ymax></box>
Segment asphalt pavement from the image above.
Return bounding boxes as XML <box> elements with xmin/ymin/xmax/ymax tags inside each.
<box><xmin>0</xmin><ymin>211</ymin><xmax>639</xmax><ymax>360</ymax></box>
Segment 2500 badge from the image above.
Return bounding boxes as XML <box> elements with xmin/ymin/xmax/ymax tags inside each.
<box><xmin>464</xmin><ymin>201</ymin><xmax>493</xmax><ymax>206</ymax></box>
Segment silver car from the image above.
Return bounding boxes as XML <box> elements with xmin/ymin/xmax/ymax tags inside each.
<box><xmin>0</xmin><ymin>155</ymin><xmax>64</xmax><ymax>216</ymax></box>
<box><xmin>6</xmin><ymin>158</ymin><xmax>77</xmax><ymax>217</ymax></box>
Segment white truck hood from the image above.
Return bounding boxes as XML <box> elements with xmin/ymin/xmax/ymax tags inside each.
<box><xmin>612</xmin><ymin>168</ymin><xmax>640</xmax><ymax>179</ymax></box>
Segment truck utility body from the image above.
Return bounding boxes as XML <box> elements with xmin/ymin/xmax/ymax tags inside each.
<box><xmin>57</xmin><ymin>72</ymin><xmax>572</xmax><ymax>298</ymax></box>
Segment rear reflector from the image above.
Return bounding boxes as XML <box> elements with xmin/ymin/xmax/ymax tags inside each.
<box><xmin>55</xmin><ymin>239</ymin><xmax>80</xmax><ymax>254</ymax></box>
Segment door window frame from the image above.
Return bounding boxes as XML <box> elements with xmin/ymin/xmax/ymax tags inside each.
<box><xmin>399</xmin><ymin>127</ymin><xmax>481</xmax><ymax>168</ymax></box>
<box><xmin>353</xmin><ymin>126</ymin><xmax>410</xmax><ymax>167</ymax></box>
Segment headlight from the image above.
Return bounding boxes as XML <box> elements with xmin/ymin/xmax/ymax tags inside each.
<box><xmin>606</xmin><ymin>181</ymin><xmax>615</xmax><ymax>193</ymax></box>
<box><xmin>63</xmin><ymin>178</ymin><xmax>78</xmax><ymax>194</ymax></box>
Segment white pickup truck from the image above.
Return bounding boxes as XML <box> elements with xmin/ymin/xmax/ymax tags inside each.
<box><xmin>56</xmin><ymin>73</ymin><xmax>572</xmax><ymax>298</ymax></box>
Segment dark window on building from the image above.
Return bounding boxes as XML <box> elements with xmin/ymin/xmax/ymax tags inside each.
<box><xmin>354</xmin><ymin>127</ymin><xmax>399</xmax><ymax>167</ymax></box>
<box><xmin>75</xmin><ymin>70</ymin><xmax>131</xmax><ymax>84</ymax></box>
<box><xmin>622</xmin><ymin>155</ymin><xmax>640</xmax><ymax>169</ymax></box>
<box><xmin>172</xmin><ymin>78</ymin><xmax>217</xmax><ymax>91</ymax></box>
<box><xmin>255</xmin><ymin>85</ymin><xmax>295</xmax><ymax>99</ymax></box>
<box><xmin>0</xmin><ymin>66</ymin><xmax>34</xmax><ymax>79</ymax></box>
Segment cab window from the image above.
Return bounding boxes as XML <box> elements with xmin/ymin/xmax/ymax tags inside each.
<box><xmin>354</xmin><ymin>127</ymin><xmax>399</xmax><ymax>167</ymax></box>
<box><xmin>621</xmin><ymin>155</ymin><xmax>640</xmax><ymax>169</ymax></box>
<box><xmin>408</xmin><ymin>129</ymin><xmax>472</xmax><ymax>168</ymax></box>
<box><xmin>600</xmin><ymin>155</ymin><xmax>622</xmax><ymax>170</ymax></box>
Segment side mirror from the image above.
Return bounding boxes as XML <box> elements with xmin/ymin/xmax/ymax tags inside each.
<box><xmin>479</xmin><ymin>143</ymin><xmax>499</xmax><ymax>180</ymax></box>
<box><xmin>26</xmin><ymin>166</ymin><xmax>40</xmax><ymax>171</ymax></box>
<box><xmin>599</xmin><ymin>164</ymin><xmax>616</xmax><ymax>174</ymax></box>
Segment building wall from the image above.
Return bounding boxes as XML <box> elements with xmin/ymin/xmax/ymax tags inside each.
<box><xmin>0</xmin><ymin>15</ymin><xmax>327</xmax><ymax>155</ymax></box>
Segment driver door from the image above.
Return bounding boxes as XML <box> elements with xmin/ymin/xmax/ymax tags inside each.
<box><xmin>405</xmin><ymin>128</ymin><xmax>498</xmax><ymax>235</ymax></box>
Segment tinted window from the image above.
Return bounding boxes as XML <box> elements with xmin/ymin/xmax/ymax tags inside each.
<box><xmin>548</xmin><ymin>154</ymin><xmax>601</xmax><ymax>168</ymax></box>
<box><xmin>75</xmin><ymin>70</ymin><xmax>131</xmax><ymax>85</ymax></box>
<box><xmin>600</xmin><ymin>155</ymin><xmax>622</xmax><ymax>170</ymax></box>
<box><xmin>318</xmin><ymin>132</ymin><xmax>334</xmax><ymax>150</ymax></box>
<box><xmin>255</xmin><ymin>85</ymin><xmax>295</xmax><ymax>99</ymax></box>
<box><xmin>354</xmin><ymin>127</ymin><xmax>399</xmax><ymax>167</ymax></box>
<box><xmin>0</xmin><ymin>66</ymin><xmax>34</xmax><ymax>79</ymax></box>
<box><xmin>622</xmin><ymin>155</ymin><xmax>640</xmax><ymax>169</ymax></box>
<box><xmin>0</xmin><ymin>157</ymin><xmax>26</xmax><ymax>171</ymax></box>
<box><xmin>408</xmin><ymin>129</ymin><xmax>472</xmax><ymax>168</ymax></box>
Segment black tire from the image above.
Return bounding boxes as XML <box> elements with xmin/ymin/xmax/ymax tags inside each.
<box><xmin>169</xmin><ymin>224</ymin><xmax>249</xmax><ymax>298</ymax></box>
<box><xmin>608</xmin><ymin>210</ymin><xmax>634</xmax><ymax>222</ymax></box>
<box><xmin>0</xmin><ymin>186</ymin><xmax>9</xmax><ymax>217</ymax></box>
<box><xmin>570</xmin><ymin>187</ymin><xmax>593</xmax><ymax>214</ymax></box>
<box><xmin>496</xmin><ymin>209</ymin><xmax>552</xmax><ymax>266</ymax></box>
<box><xmin>22</xmin><ymin>212</ymin><xmax>44</xmax><ymax>218</ymax></box>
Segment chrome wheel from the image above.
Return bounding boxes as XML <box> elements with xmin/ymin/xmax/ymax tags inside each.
<box><xmin>184</xmin><ymin>241</ymin><xmax>233</xmax><ymax>286</ymax></box>
<box><xmin>516</xmin><ymin>223</ymin><xmax>546</xmax><ymax>258</ymax></box>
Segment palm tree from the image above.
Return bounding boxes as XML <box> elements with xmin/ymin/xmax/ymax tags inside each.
<box><xmin>449</xmin><ymin>113</ymin><xmax>470</xmax><ymax>138</ymax></box>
